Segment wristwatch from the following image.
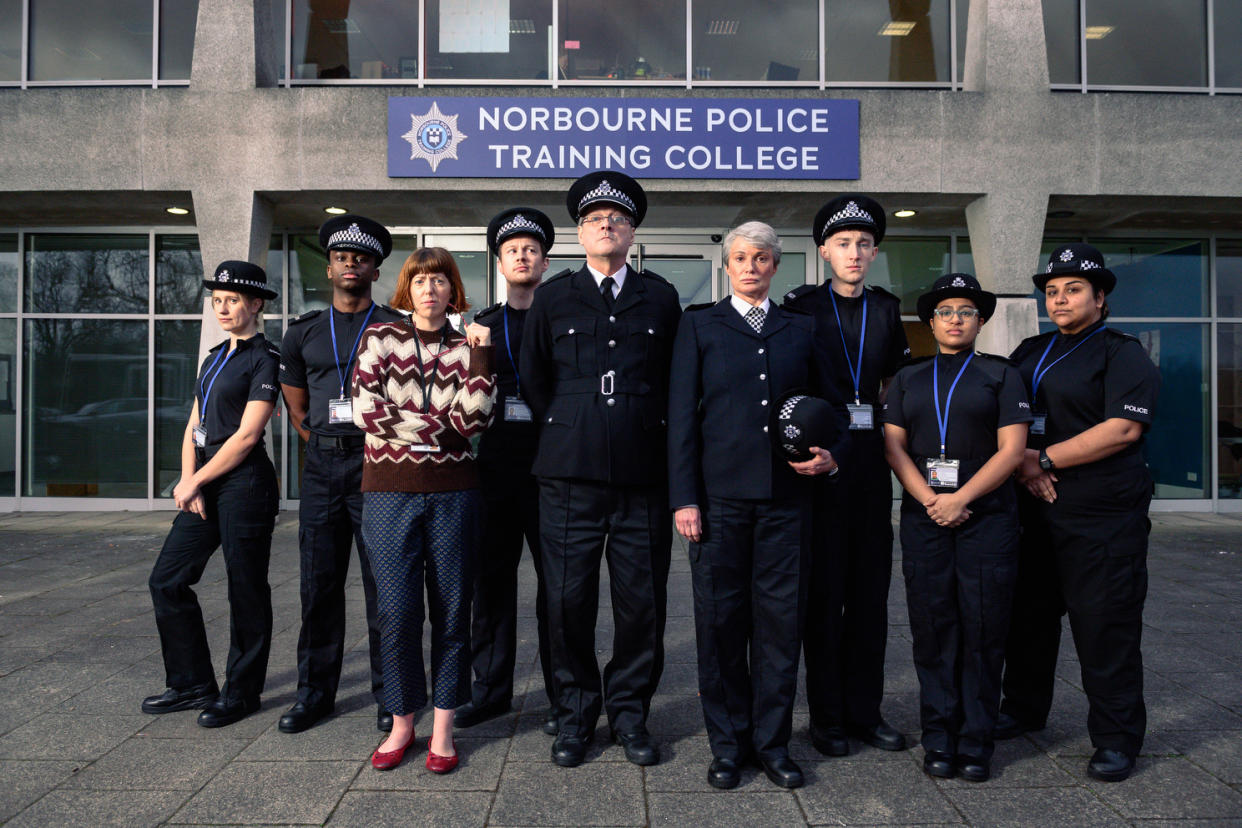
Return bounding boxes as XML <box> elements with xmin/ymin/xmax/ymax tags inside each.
<box><xmin>1038</xmin><ymin>448</ymin><xmax>1055</xmax><ymax>471</ymax></box>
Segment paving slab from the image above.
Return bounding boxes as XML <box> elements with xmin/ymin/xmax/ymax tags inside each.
<box><xmin>326</xmin><ymin>791</ymin><xmax>493</xmax><ymax>827</ymax></box>
<box><xmin>490</xmin><ymin>761</ymin><xmax>646</xmax><ymax>826</ymax></box>
<box><xmin>0</xmin><ymin>759</ymin><xmax>83</xmax><ymax>822</ymax></box>
<box><xmin>5</xmin><ymin>788</ymin><xmax>189</xmax><ymax>827</ymax></box>
<box><xmin>943</xmin><ymin>787</ymin><xmax>1129</xmax><ymax>828</ymax></box>
<box><xmin>171</xmin><ymin>760</ymin><xmax>360</xmax><ymax>824</ymax></box>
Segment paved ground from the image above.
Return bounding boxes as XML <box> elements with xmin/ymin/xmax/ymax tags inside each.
<box><xmin>0</xmin><ymin>509</ymin><xmax>1240</xmax><ymax>826</ymax></box>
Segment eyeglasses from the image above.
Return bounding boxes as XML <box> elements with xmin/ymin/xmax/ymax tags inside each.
<box><xmin>579</xmin><ymin>215</ymin><xmax>633</xmax><ymax>228</ymax></box>
<box><xmin>932</xmin><ymin>307</ymin><xmax>980</xmax><ymax>320</ymax></box>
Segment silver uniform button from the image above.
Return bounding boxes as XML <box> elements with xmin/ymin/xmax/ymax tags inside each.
<box><xmin>606</xmin><ymin>398</ymin><xmax>616</xmax><ymax>406</ymax></box>
<box><xmin>609</xmin><ymin>316</ymin><xmax>616</xmax><ymax>323</ymax></box>
<box><xmin>759</xmin><ymin>373</ymin><xmax>766</xmax><ymax>380</ymax></box>
<box><xmin>763</xmin><ymin>426</ymin><xmax>769</xmax><ymax>432</ymax></box>
<box><xmin>761</xmin><ymin>399</ymin><xmax>768</xmax><ymax>406</ymax></box>
<box><xmin>568</xmin><ymin>328</ymin><xmax>575</xmax><ymax>334</ymax></box>
<box><xmin>758</xmin><ymin>348</ymin><xmax>765</xmax><ymax>354</ymax></box>
<box><xmin>608</xmin><ymin>340</ymin><xmax>616</xmax><ymax>348</ymax></box>
<box><xmin>648</xmin><ymin>328</ymin><xmax>654</xmax><ymax>334</ymax></box>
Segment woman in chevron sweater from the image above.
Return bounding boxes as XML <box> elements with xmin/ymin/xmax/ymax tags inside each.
<box><xmin>351</xmin><ymin>247</ymin><xmax>496</xmax><ymax>773</ymax></box>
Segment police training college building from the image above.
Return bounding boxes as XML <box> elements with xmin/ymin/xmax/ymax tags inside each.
<box><xmin>2</xmin><ymin>0</ymin><xmax>1240</xmax><ymax>511</ymax></box>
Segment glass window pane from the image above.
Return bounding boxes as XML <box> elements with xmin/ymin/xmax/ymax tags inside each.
<box><xmin>451</xmin><ymin>249</ymin><xmax>488</xmax><ymax>312</ymax></box>
<box><xmin>954</xmin><ymin>0</ymin><xmax>966</xmax><ymax>84</ymax></box>
<box><xmin>154</xmin><ymin>321</ymin><xmax>197</xmax><ymax>497</ymax></box>
<box><xmin>1218</xmin><ymin>239</ymin><xmax>1242</xmax><ymax>318</ymax></box>
<box><xmin>291</xmin><ymin>0</ymin><xmax>418</xmax><ymax>80</ymax></box>
<box><xmin>1085</xmin><ymin>0</ymin><xmax>1207</xmax><ymax>87</ymax></box>
<box><xmin>1043</xmin><ymin>0</ymin><xmax>1080</xmax><ymax>85</ymax></box>
<box><xmin>426</xmin><ymin>0</ymin><xmax>552</xmax><ymax>80</ymax></box>
<box><xmin>159</xmin><ymin>0</ymin><xmax>198</xmax><ymax>80</ymax></box>
<box><xmin>825</xmin><ymin>0</ymin><xmax>950</xmax><ymax>83</ymax></box>
<box><xmin>1088</xmin><ymin>239</ymin><xmax>1208</xmax><ymax>318</ymax></box>
<box><xmin>267</xmin><ymin>0</ymin><xmax>287</xmax><ymax>81</ymax></box>
<box><xmin>0</xmin><ymin>234</ymin><xmax>16</xmax><ymax>311</ymax></box>
<box><xmin>692</xmin><ymin>1</ymin><xmax>817</xmax><ymax>82</ymax></box>
<box><xmin>645</xmin><ymin>258</ymin><xmax>712</xmax><ymax>308</ymax></box>
<box><xmin>771</xmin><ymin>251</ymin><xmax>806</xmax><ymax>309</ymax></box>
<box><xmin>558</xmin><ymin>0</ymin><xmax>685</xmax><ymax>82</ymax></box>
<box><xmin>156</xmin><ymin>235</ymin><xmax>203</xmax><ymax>314</ymax></box>
<box><xmin>1217</xmin><ymin>0</ymin><xmax>1242</xmax><ymax>88</ymax></box>
<box><xmin>0</xmin><ymin>320</ymin><xmax>15</xmax><ymax>495</ymax></box>
<box><xmin>865</xmin><ymin>236</ymin><xmax>950</xmax><ymax>314</ymax></box>
<box><xmin>289</xmin><ymin>233</ymin><xmax>414</xmax><ymax>315</ymax></box>
<box><xmin>0</xmin><ymin>0</ymin><xmax>19</xmax><ymax>81</ymax></box>
<box><xmin>30</xmin><ymin>0</ymin><xmax>153</xmax><ymax>82</ymax></box>
<box><xmin>25</xmin><ymin>234</ymin><xmax>149</xmax><ymax>314</ymax></box>
<box><xmin>1219</xmin><ymin>322</ymin><xmax>1242</xmax><ymax>498</ymax></box>
<box><xmin>25</xmin><ymin>319</ymin><xmax>148</xmax><ymax>497</ymax></box>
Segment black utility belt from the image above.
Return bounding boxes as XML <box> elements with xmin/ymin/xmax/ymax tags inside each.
<box><xmin>309</xmin><ymin>432</ymin><xmax>366</xmax><ymax>450</ymax></box>
<box><xmin>555</xmin><ymin>372</ymin><xmax>649</xmax><ymax>397</ymax></box>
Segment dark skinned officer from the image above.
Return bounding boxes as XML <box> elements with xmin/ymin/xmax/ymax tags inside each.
<box><xmin>520</xmin><ymin>171</ymin><xmax>682</xmax><ymax>768</ymax></box>
<box><xmin>883</xmin><ymin>274</ymin><xmax>1031</xmax><ymax>782</ymax></box>
<box><xmin>998</xmin><ymin>243</ymin><xmax>1161</xmax><ymax>783</ymax></box>
<box><xmin>784</xmin><ymin>195</ymin><xmax>911</xmax><ymax>756</ymax></box>
<box><xmin>455</xmin><ymin>208</ymin><xmax>558</xmax><ymax>734</ymax></box>
<box><xmin>669</xmin><ymin>221</ymin><xmax>849</xmax><ymax>790</ymax></box>
<box><xmin>278</xmin><ymin>215</ymin><xmax>405</xmax><ymax>734</ymax></box>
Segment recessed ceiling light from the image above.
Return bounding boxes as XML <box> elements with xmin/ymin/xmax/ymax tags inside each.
<box><xmin>324</xmin><ymin>206</ymin><xmax>348</xmax><ymax>215</ymax></box>
<box><xmin>706</xmin><ymin>20</ymin><xmax>739</xmax><ymax>35</ymax></box>
<box><xmin>1085</xmin><ymin>25</ymin><xmax>1114</xmax><ymax>40</ymax></box>
<box><xmin>893</xmin><ymin>209</ymin><xmax>917</xmax><ymax>218</ymax></box>
<box><xmin>165</xmin><ymin>206</ymin><xmax>190</xmax><ymax>215</ymax></box>
<box><xmin>879</xmin><ymin>21</ymin><xmax>917</xmax><ymax>37</ymax></box>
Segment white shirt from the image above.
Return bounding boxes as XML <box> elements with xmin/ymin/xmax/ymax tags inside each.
<box><xmin>586</xmin><ymin>263</ymin><xmax>627</xmax><ymax>299</ymax></box>
<box><xmin>730</xmin><ymin>294</ymin><xmax>771</xmax><ymax>318</ymax></box>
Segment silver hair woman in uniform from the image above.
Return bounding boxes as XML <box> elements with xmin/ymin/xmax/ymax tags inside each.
<box><xmin>143</xmin><ymin>261</ymin><xmax>281</xmax><ymax>728</ymax></box>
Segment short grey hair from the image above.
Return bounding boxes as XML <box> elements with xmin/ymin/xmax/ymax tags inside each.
<box><xmin>722</xmin><ymin>221</ymin><xmax>782</xmax><ymax>265</ymax></box>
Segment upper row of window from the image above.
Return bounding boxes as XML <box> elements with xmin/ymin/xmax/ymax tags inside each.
<box><xmin>2</xmin><ymin>1</ymin><xmax>1239</xmax><ymax>91</ymax></box>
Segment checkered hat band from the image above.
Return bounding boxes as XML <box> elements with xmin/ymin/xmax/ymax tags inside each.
<box><xmin>779</xmin><ymin>395</ymin><xmax>807</xmax><ymax>420</ymax></box>
<box><xmin>1046</xmin><ymin>259</ymin><xmax>1102</xmax><ymax>273</ymax></box>
<box><xmin>821</xmin><ymin>200</ymin><xmax>876</xmax><ymax>239</ymax></box>
<box><xmin>328</xmin><ymin>225</ymin><xmax>384</xmax><ymax>256</ymax></box>
<box><xmin>497</xmin><ymin>215</ymin><xmax>546</xmax><ymax>242</ymax></box>
<box><xmin>578</xmin><ymin>181</ymin><xmax>636</xmax><ymax>215</ymax></box>
<box><xmin>210</xmin><ymin>278</ymin><xmax>268</xmax><ymax>290</ymax></box>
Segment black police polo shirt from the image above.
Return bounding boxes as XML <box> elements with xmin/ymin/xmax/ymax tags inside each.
<box><xmin>883</xmin><ymin>350</ymin><xmax>1032</xmax><ymax>462</ymax></box>
<box><xmin>195</xmin><ymin>334</ymin><xmax>280</xmax><ymax>447</ymax></box>
<box><xmin>1010</xmin><ymin>325</ymin><xmax>1160</xmax><ymax>451</ymax></box>
<box><xmin>280</xmin><ymin>304</ymin><xmax>406</xmax><ymax>436</ymax></box>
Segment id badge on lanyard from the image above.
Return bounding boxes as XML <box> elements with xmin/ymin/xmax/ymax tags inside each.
<box><xmin>847</xmin><ymin>402</ymin><xmax>874</xmax><ymax>430</ymax></box>
<box><xmin>328</xmin><ymin>397</ymin><xmax>353</xmax><ymax>424</ymax></box>
<box><xmin>1030</xmin><ymin>412</ymin><xmax>1047</xmax><ymax>435</ymax></box>
<box><xmin>192</xmin><ymin>424</ymin><xmax>208</xmax><ymax>447</ymax></box>
<box><xmin>925</xmin><ymin>458</ymin><xmax>960</xmax><ymax>489</ymax></box>
<box><xmin>504</xmin><ymin>395</ymin><xmax>532</xmax><ymax>422</ymax></box>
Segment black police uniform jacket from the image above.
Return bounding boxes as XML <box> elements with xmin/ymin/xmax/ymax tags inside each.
<box><xmin>521</xmin><ymin>264</ymin><xmax>682</xmax><ymax>486</ymax></box>
<box><xmin>667</xmin><ymin>299</ymin><xmax>849</xmax><ymax>508</ymax></box>
<box><xmin>472</xmin><ymin>301</ymin><xmax>538</xmax><ymax>476</ymax></box>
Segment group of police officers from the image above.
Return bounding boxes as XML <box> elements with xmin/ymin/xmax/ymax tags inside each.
<box><xmin>143</xmin><ymin>167</ymin><xmax>1160</xmax><ymax>791</ymax></box>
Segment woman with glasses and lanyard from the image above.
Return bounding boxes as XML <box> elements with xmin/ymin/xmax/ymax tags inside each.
<box><xmin>144</xmin><ymin>261</ymin><xmax>280</xmax><ymax>729</ymax></box>
<box><xmin>352</xmin><ymin>247</ymin><xmax>496</xmax><ymax>773</ymax></box>
<box><xmin>998</xmin><ymin>243</ymin><xmax>1161</xmax><ymax>783</ymax></box>
<box><xmin>882</xmin><ymin>273</ymin><xmax>1032</xmax><ymax>782</ymax></box>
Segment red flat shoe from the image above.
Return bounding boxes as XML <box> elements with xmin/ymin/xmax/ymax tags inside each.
<box><xmin>371</xmin><ymin>732</ymin><xmax>414</xmax><ymax>771</ymax></box>
<box><xmin>425</xmin><ymin>738</ymin><xmax>459</xmax><ymax>774</ymax></box>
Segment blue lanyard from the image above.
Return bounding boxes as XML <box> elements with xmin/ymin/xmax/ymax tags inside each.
<box><xmin>1031</xmin><ymin>324</ymin><xmax>1106</xmax><ymax>400</ymax></box>
<box><xmin>829</xmin><ymin>288</ymin><xmax>867</xmax><ymax>404</ymax></box>
<box><xmin>502</xmin><ymin>304</ymin><xmax>521</xmax><ymax>397</ymax></box>
<box><xmin>933</xmin><ymin>351</ymin><xmax>975</xmax><ymax>459</ymax></box>
<box><xmin>329</xmin><ymin>304</ymin><xmax>376</xmax><ymax>398</ymax></box>
<box><xmin>198</xmin><ymin>346</ymin><xmax>238</xmax><ymax>427</ymax></box>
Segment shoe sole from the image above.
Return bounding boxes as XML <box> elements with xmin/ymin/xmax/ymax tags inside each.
<box><xmin>811</xmin><ymin>738</ymin><xmax>849</xmax><ymax>757</ymax></box>
<box><xmin>552</xmin><ymin>753</ymin><xmax>585</xmax><ymax>767</ymax></box>
<box><xmin>959</xmin><ymin>769</ymin><xmax>990</xmax><ymax>782</ymax></box>
<box><xmin>141</xmin><ymin>697</ymin><xmax>215</xmax><ymax>714</ymax></box>
<box><xmin>278</xmin><ymin>717</ymin><xmax>328</xmax><ymax>734</ymax></box>
<box><xmin>763</xmin><ymin>771</ymin><xmax>804</xmax><ymax>789</ymax></box>
<box><xmin>1087</xmin><ymin>765</ymin><xmax>1133</xmax><ymax>782</ymax></box>
<box><xmin>708</xmin><ymin>774</ymin><xmax>740</xmax><ymax>790</ymax></box>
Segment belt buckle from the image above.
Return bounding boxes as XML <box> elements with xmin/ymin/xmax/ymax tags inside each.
<box><xmin>600</xmin><ymin>370</ymin><xmax>615</xmax><ymax>396</ymax></box>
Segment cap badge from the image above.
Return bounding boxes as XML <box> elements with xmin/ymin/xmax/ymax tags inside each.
<box><xmin>950</xmin><ymin>276</ymin><xmax>966</xmax><ymax>287</ymax></box>
<box><xmin>579</xmin><ymin>179</ymin><xmax>636</xmax><ymax>215</ymax></box>
<box><xmin>1060</xmin><ymin>249</ymin><xmax>1075</xmax><ymax>262</ymax></box>
<box><xmin>218</xmin><ymin>270</ymin><xmax>230</xmax><ymax>282</ymax></box>
<box><xmin>783</xmin><ymin>424</ymin><xmax>802</xmax><ymax>440</ymax></box>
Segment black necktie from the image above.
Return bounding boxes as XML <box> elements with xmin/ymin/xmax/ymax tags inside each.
<box><xmin>600</xmin><ymin>276</ymin><xmax>616</xmax><ymax>310</ymax></box>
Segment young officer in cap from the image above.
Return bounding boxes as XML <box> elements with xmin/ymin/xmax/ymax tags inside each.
<box><xmin>144</xmin><ymin>261</ymin><xmax>280</xmax><ymax>728</ymax></box>
<box><xmin>998</xmin><ymin>243</ymin><xmax>1160</xmax><ymax>782</ymax></box>
<box><xmin>455</xmin><ymin>208</ymin><xmax>557</xmax><ymax>733</ymax></box>
<box><xmin>668</xmin><ymin>221</ymin><xmax>848</xmax><ymax>790</ymax></box>
<box><xmin>277</xmin><ymin>214</ymin><xmax>406</xmax><ymax>734</ymax></box>
<box><xmin>520</xmin><ymin>170</ymin><xmax>682</xmax><ymax>768</ymax></box>
<box><xmin>784</xmin><ymin>195</ymin><xmax>911</xmax><ymax>756</ymax></box>
<box><xmin>882</xmin><ymin>273</ymin><xmax>1032</xmax><ymax>782</ymax></box>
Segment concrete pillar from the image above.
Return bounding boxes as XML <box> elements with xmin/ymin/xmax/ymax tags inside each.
<box><xmin>966</xmin><ymin>192</ymin><xmax>1045</xmax><ymax>356</ymax></box>
<box><xmin>962</xmin><ymin>0</ymin><xmax>1050</xmax><ymax>93</ymax></box>
<box><xmin>191</xmin><ymin>0</ymin><xmax>274</xmax><ymax>90</ymax></box>
<box><xmin>192</xmin><ymin>187</ymin><xmax>274</xmax><ymax>358</ymax></box>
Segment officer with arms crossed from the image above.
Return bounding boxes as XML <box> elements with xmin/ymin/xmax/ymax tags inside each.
<box><xmin>456</xmin><ymin>208</ymin><xmax>558</xmax><ymax>734</ymax></box>
<box><xmin>784</xmin><ymin>195</ymin><xmax>911</xmax><ymax>756</ymax></box>
<box><xmin>521</xmin><ymin>171</ymin><xmax>682</xmax><ymax>768</ymax></box>
<box><xmin>669</xmin><ymin>221</ymin><xmax>848</xmax><ymax>790</ymax></box>
<box><xmin>278</xmin><ymin>215</ymin><xmax>406</xmax><ymax>734</ymax></box>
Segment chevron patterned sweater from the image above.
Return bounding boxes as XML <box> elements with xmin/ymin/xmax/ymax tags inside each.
<box><xmin>351</xmin><ymin>321</ymin><xmax>496</xmax><ymax>493</ymax></box>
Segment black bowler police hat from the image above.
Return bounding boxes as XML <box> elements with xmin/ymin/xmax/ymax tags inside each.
<box><xmin>1034</xmin><ymin>242</ymin><xmax>1117</xmax><ymax>295</ymax></box>
<box><xmin>566</xmin><ymin>170</ymin><xmax>648</xmax><ymax>226</ymax></box>
<box><xmin>917</xmin><ymin>272</ymin><xmax>997</xmax><ymax>323</ymax></box>
<box><xmin>813</xmin><ymin>194</ymin><xmax>886</xmax><ymax>246</ymax></box>
<box><xmin>318</xmin><ymin>214</ymin><xmax>393</xmax><ymax>264</ymax></box>
<box><xmin>202</xmin><ymin>260</ymin><xmax>277</xmax><ymax>300</ymax></box>
<box><xmin>486</xmin><ymin>207</ymin><xmax>555</xmax><ymax>256</ymax></box>
<box><xmin>771</xmin><ymin>390</ymin><xmax>842</xmax><ymax>463</ymax></box>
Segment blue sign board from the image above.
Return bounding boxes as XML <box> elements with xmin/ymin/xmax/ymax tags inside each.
<box><xmin>387</xmin><ymin>97</ymin><xmax>859</xmax><ymax>180</ymax></box>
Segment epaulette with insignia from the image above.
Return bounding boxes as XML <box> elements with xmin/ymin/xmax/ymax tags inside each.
<box><xmin>684</xmin><ymin>302</ymin><xmax>713</xmax><ymax>313</ymax></box>
<box><xmin>782</xmin><ymin>283</ymin><xmax>817</xmax><ymax>305</ymax></box>
<box><xmin>639</xmin><ymin>268</ymin><xmax>672</xmax><ymax>286</ymax></box>
<box><xmin>974</xmin><ymin>351</ymin><xmax>1018</xmax><ymax>367</ymax></box>
<box><xmin>473</xmin><ymin>302</ymin><xmax>502</xmax><ymax>322</ymax></box>
<box><xmin>288</xmin><ymin>308</ymin><xmax>324</xmax><ymax>326</ymax></box>
<box><xmin>540</xmin><ymin>268</ymin><xmax>574</xmax><ymax>286</ymax></box>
